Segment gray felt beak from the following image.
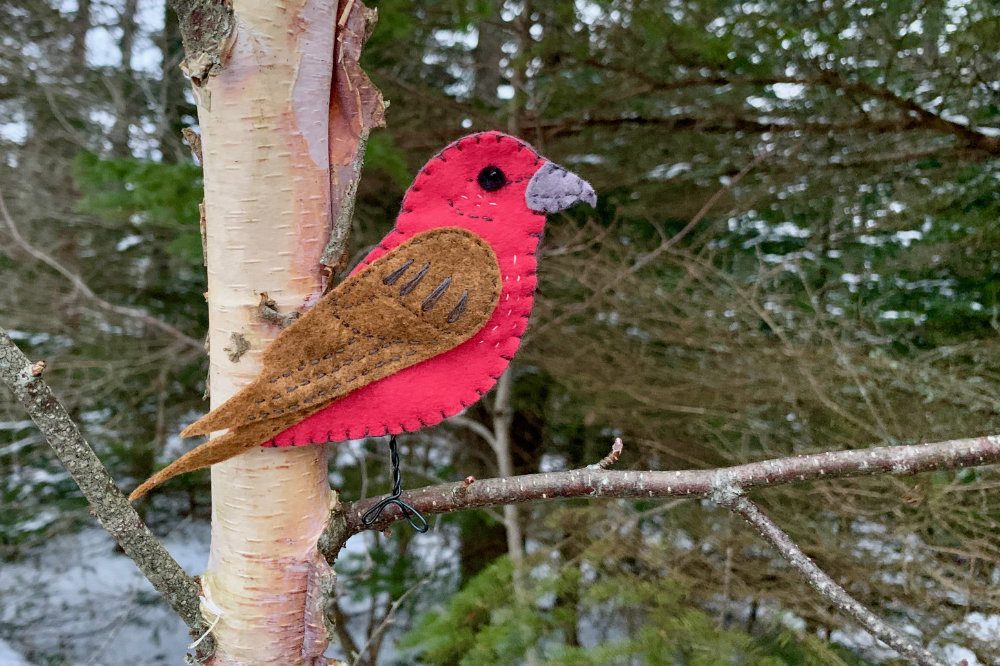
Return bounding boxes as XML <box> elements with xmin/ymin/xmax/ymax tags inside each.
<box><xmin>525</xmin><ymin>162</ymin><xmax>597</xmax><ymax>213</ymax></box>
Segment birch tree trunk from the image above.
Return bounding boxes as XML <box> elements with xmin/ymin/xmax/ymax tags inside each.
<box><xmin>177</xmin><ymin>0</ymin><xmax>382</xmax><ymax>661</ymax></box>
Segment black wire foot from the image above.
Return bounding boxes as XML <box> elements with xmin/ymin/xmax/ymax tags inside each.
<box><xmin>360</xmin><ymin>435</ymin><xmax>429</xmax><ymax>533</ymax></box>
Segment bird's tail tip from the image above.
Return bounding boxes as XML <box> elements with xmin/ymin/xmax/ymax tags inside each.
<box><xmin>128</xmin><ymin>431</ymin><xmax>258</xmax><ymax>500</ymax></box>
<box><xmin>178</xmin><ymin>422</ymin><xmax>205</xmax><ymax>438</ymax></box>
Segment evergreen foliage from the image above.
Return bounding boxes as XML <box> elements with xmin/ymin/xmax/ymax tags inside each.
<box><xmin>403</xmin><ymin>555</ymin><xmax>877</xmax><ymax>665</ymax></box>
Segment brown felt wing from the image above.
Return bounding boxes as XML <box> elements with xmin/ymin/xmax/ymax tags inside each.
<box><xmin>180</xmin><ymin>227</ymin><xmax>501</xmax><ymax>438</ymax></box>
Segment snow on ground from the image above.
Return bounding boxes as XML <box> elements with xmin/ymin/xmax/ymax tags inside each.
<box><xmin>0</xmin><ymin>519</ymin><xmax>415</xmax><ymax>665</ymax></box>
<box><xmin>0</xmin><ymin>638</ymin><xmax>31</xmax><ymax>666</ymax></box>
<box><xmin>0</xmin><ymin>521</ymin><xmax>210</xmax><ymax>666</ymax></box>
<box><xmin>4</xmin><ymin>515</ymin><xmax>995</xmax><ymax>664</ymax></box>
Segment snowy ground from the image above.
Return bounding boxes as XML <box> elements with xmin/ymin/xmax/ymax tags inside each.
<box><xmin>0</xmin><ymin>520</ymin><xmax>406</xmax><ymax>666</ymax></box>
<box><xmin>0</xmin><ymin>638</ymin><xmax>30</xmax><ymax>666</ymax></box>
<box><xmin>1</xmin><ymin>521</ymin><xmax>211</xmax><ymax>665</ymax></box>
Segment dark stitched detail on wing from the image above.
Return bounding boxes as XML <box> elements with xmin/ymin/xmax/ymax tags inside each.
<box><xmin>399</xmin><ymin>263</ymin><xmax>430</xmax><ymax>295</ymax></box>
<box><xmin>448</xmin><ymin>290</ymin><xmax>468</xmax><ymax>323</ymax></box>
<box><xmin>422</xmin><ymin>277</ymin><xmax>452</xmax><ymax>311</ymax></box>
<box><xmin>382</xmin><ymin>259</ymin><xmax>413</xmax><ymax>285</ymax></box>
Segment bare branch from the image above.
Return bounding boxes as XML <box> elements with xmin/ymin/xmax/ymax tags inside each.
<box><xmin>723</xmin><ymin>495</ymin><xmax>945</xmax><ymax>666</ymax></box>
<box><xmin>818</xmin><ymin>70</ymin><xmax>1000</xmax><ymax>153</ymax></box>
<box><xmin>447</xmin><ymin>414</ymin><xmax>499</xmax><ymax>450</ymax></box>
<box><xmin>0</xmin><ymin>186</ymin><xmax>205</xmax><ymax>353</ymax></box>
<box><xmin>524</xmin><ymin>113</ymin><xmax>929</xmax><ymax>137</ymax></box>
<box><xmin>342</xmin><ymin>434</ymin><xmax>1000</xmax><ymax>535</ymax></box>
<box><xmin>0</xmin><ymin>327</ymin><xmax>210</xmax><ymax>656</ymax></box>
<box><xmin>349</xmin><ymin>578</ymin><xmax>428</xmax><ymax>666</ymax></box>
<box><xmin>551</xmin><ymin>64</ymin><xmax>1000</xmax><ymax>154</ymax></box>
<box><xmin>328</xmin><ymin>434</ymin><xmax>1000</xmax><ymax>661</ymax></box>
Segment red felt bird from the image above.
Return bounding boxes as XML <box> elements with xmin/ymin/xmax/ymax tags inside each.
<box><xmin>129</xmin><ymin>132</ymin><xmax>595</xmax><ymax>501</ymax></box>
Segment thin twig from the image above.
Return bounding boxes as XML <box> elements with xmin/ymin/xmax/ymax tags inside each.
<box><xmin>630</xmin><ymin>147</ymin><xmax>769</xmax><ymax>275</ymax></box>
<box><xmin>0</xmin><ymin>186</ymin><xmax>204</xmax><ymax>353</ymax></box>
<box><xmin>0</xmin><ymin>327</ymin><xmax>210</xmax><ymax>656</ymax></box>
<box><xmin>535</xmin><ymin>148</ymin><xmax>769</xmax><ymax>339</ymax></box>
<box><xmin>350</xmin><ymin>578</ymin><xmax>428</xmax><ymax>666</ymax></box>
<box><xmin>448</xmin><ymin>414</ymin><xmax>499</xmax><ymax>451</ymax></box>
<box><xmin>723</xmin><ymin>495</ymin><xmax>945</xmax><ymax>666</ymax></box>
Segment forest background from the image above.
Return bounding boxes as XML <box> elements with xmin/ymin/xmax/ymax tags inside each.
<box><xmin>2</xmin><ymin>0</ymin><xmax>1000</xmax><ymax>664</ymax></box>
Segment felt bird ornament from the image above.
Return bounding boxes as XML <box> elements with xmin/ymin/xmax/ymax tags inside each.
<box><xmin>129</xmin><ymin>132</ymin><xmax>596</xmax><ymax>505</ymax></box>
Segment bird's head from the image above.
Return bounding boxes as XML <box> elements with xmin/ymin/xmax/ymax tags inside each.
<box><xmin>395</xmin><ymin>132</ymin><xmax>596</xmax><ymax>248</ymax></box>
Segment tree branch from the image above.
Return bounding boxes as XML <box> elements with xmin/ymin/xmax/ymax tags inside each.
<box><xmin>524</xmin><ymin>113</ymin><xmax>928</xmax><ymax>137</ymax></box>
<box><xmin>818</xmin><ymin>70</ymin><xmax>1000</xmax><ymax>153</ymax></box>
<box><xmin>340</xmin><ymin>434</ymin><xmax>1000</xmax><ymax>535</ymax></box>
<box><xmin>723</xmin><ymin>495</ymin><xmax>945</xmax><ymax>666</ymax></box>
<box><xmin>569</xmin><ymin>63</ymin><xmax>1000</xmax><ymax>154</ymax></box>
<box><xmin>0</xmin><ymin>327</ymin><xmax>210</xmax><ymax>656</ymax></box>
<box><xmin>0</xmin><ymin>186</ymin><xmax>204</xmax><ymax>353</ymax></box>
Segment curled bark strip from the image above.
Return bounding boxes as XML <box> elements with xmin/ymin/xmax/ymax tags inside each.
<box><xmin>170</xmin><ymin>0</ymin><xmax>235</xmax><ymax>85</ymax></box>
<box><xmin>322</xmin><ymin>0</ymin><xmax>386</xmax><ymax>280</ymax></box>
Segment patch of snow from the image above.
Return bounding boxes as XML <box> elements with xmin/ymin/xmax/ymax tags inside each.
<box><xmin>0</xmin><ymin>421</ymin><xmax>36</xmax><ymax>431</ymax></box>
<box><xmin>771</xmin><ymin>82</ymin><xmax>804</xmax><ymax>99</ymax></box>
<box><xmin>937</xmin><ymin>643</ymin><xmax>981</xmax><ymax>665</ymax></box>
<box><xmin>647</xmin><ymin>162</ymin><xmax>692</xmax><ymax>180</ymax></box>
<box><xmin>565</xmin><ymin>154</ymin><xmax>606</xmax><ymax>165</ymax></box>
<box><xmin>894</xmin><ymin>230</ymin><xmax>923</xmax><ymax>247</ymax></box>
<box><xmin>952</xmin><ymin>612</ymin><xmax>1000</xmax><ymax>644</ymax></box>
<box><xmin>116</xmin><ymin>234</ymin><xmax>144</xmax><ymax>251</ymax></box>
<box><xmin>16</xmin><ymin>509</ymin><xmax>58</xmax><ymax>532</ymax></box>
<box><xmin>0</xmin><ymin>523</ymin><xmax>211</xmax><ymax>665</ymax></box>
<box><xmin>539</xmin><ymin>453</ymin><xmax>567</xmax><ymax>472</ymax></box>
<box><xmin>0</xmin><ymin>638</ymin><xmax>30</xmax><ymax>666</ymax></box>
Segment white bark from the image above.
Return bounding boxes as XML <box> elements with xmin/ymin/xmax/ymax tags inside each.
<box><xmin>195</xmin><ymin>1</ymin><xmax>337</xmax><ymax>662</ymax></box>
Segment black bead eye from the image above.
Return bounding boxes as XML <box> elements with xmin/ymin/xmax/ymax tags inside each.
<box><xmin>477</xmin><ymin>165</ymin><xmax>506</xmax><ymax>191</ymax></box>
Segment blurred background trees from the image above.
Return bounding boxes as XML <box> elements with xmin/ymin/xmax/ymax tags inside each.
<box><xmin>2</xmin><ymin>0</ymin><xmax>999</xmax><ymax>663</ymax></box>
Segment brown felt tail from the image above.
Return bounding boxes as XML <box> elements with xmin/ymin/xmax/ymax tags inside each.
<box><xmin>128</xmin><ymin>431</ymin><xmax>257</xmax><ymax>501</ymax></box>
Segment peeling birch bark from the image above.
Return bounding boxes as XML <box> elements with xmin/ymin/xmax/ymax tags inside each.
<box><xmin>181</xmin><ymin>0</ymin><xmax>378</xmax><ymax>661</ymax></box>
<box><xmin>321</xmin><ymin>0</ymin><xmax>384</xmax><ymax>282</ymax></box>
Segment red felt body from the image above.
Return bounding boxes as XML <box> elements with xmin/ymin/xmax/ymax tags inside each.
<box><xmin>263</xmin><ymin>132</ymin><xmax>546</xmax><ymax>445</ymax></box>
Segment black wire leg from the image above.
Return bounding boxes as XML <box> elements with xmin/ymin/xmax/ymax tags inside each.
<box><xmin>360</xmin><ymin>435</ymin><xmax>429</xmax><ymax>533</ymax></box>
